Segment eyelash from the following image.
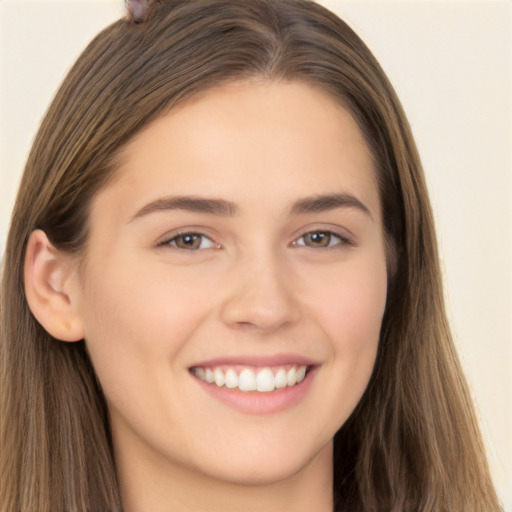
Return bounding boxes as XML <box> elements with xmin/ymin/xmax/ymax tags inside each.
<box><xmin>157</xmin><ymin>232</ymin><xmax>220</xmax><ymax>251</ymax></box>
<box><xmin>157</xmin><ymin>230</ymin><xmax>353</xmax><ymax>251</ymax></box>
<box><xmin>291</xmin><ymin>230</ymin><xmax>353</xmax><ymax>249</ymax></box>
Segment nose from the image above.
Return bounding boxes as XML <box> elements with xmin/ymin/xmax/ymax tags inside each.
<box><xmin>219</xmin><ymin>254</ymin><xmax>302</xmax><ymax>333</ymax></box>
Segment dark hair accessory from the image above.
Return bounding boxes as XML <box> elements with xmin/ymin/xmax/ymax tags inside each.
<box><xmin>124</xmin><ymin>0</ymin><xmax>154</xmax><ymax>24</ymax></box>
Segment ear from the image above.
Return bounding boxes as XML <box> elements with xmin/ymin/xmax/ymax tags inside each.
<box><xmin>24</xmin><ymin>230</ymin><xmax>85</xmax><ymax>342</ymax></box>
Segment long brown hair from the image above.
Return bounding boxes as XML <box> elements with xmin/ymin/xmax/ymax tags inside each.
<box><xmin>0</xmin><ymin>1</ymin><xmax>502</xmax><ymax>510</ymax></box>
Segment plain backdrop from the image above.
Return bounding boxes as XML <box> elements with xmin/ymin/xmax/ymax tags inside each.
<box><xmin>1</xmin><ymin>0</ymin><xmax>511</xmax><ymax>509</ymax></box>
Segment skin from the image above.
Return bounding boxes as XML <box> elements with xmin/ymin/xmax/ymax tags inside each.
<box><xmin>26</xmin><ymin>80</ymin><xmax>388</xmax><ymax>511</ymax></box>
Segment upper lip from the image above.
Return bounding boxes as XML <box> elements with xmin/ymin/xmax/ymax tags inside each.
<box><xmin>189</xmin><ymin>353</ymin><xmax>320</xmax><ymax>368</ymax></box>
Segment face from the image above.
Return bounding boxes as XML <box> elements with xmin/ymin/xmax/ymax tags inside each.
<box><xmin>72</xmin><ymin>81</ymin><xmax>388</xmax><ymax>486</ymax></box>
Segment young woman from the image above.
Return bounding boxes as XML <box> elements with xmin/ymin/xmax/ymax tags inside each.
<box><xmin>0</xmin><ymin>1</ymin><xmax>504</xmax><ymax>511</ymax></box>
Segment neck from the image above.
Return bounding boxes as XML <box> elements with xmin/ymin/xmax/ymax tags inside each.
<box><xmin>116</xmin><ymin>439</ymin><xmax>334</xmax><ymax>512</ymax></box>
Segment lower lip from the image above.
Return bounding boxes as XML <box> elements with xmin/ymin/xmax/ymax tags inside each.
<box><xmin>191</xmin><ymin>368</ymin><xmax>317</xmax><ymax>415</ymax></box>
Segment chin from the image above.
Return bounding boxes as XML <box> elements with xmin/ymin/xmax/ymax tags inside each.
<box><xmin>194</xmin><ymin>440</ymin><xmax>332</xmax><ymax>487</ymax></box>
<box><xmin>204</xmin><ymin>462</ymin><xmax>306</xmax><ymax>486</ymax></box>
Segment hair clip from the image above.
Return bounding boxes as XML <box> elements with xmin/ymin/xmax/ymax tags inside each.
<box><xmin>125</xmin><ymin>0</ymin><xmax>154</xmax><ymax>24</ymax></box>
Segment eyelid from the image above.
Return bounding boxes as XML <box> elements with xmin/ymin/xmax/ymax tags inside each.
<box><xmin>291</xmin><ymin>228</ymin><xmax>355</xmax><ymax>249</ymax></box>
<box><xmin>156</xmin><ymin>229</ymin><xmax>221</xmax><ymax>250</ymax></box>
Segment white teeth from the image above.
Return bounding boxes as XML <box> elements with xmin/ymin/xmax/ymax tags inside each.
<box><xmin>256</xmin><ymin>368</ymin><xmax>275</xmax><ymax>392</ymax></box>
<box><xmin>193</xmin><ymin>365</ymin><xmax>309</xmax><ymax>392</ymax></box>
<box><xmin>238</xmin><ymin>368</ymin><xmax>257</xmax><ymax>391</ymax></box>
<box><xmin>205</xmin><ymin>368</ymin><xmax>214</xmax><ymax>383</ymax></box>
<box><xmin>274</xmin><ymin>368</ymin><xmax>287</xmax><ymax>389</ymax></box>
<box><xmin>286</xmin><ymin>367</ymin><xmax>297</xmax><ymax>386</ymax></box>
<box><xmin>224</xmin><ymin>368</ymin><xmax>239</xmax><ymax>389</ymax></box>
<box><xmin>214</xmin><ymin>368</ymin><xmax>225</xmax><ymax>387</ymax></box>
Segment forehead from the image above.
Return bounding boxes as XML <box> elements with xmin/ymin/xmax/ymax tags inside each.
<box><xmin>92</xmin><ymin>80</ymin><xmax>380</xmax><ymax>223</ymax></box>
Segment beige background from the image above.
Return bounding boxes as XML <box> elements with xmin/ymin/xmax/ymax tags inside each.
<box><xmin>1</xmin><ymin>0</ymin><xmax>511</xmax><ymax>508</ymax></box>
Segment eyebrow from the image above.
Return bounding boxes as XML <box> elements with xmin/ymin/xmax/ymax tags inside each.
<box><xmin>130</xmin><ymin>196</ymin><xmax>240</xmax><ymax>221</ymax></box>
<box><xmin>289</xmin><ymin>193</ymin><xmax>373</xmax><ymax>219</ymax></box>
<box><xmin>130</xmin><ymin>192</ymin><xmax>372</xmax><ymax>222</ymax></box>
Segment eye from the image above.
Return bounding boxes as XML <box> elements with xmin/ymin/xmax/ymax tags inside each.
<box><xmin>159</xmin><ymin>232</ymin><xmax>219</xmax><ymax>250</ymax></box>
<box><xmin>292</xmin><ymin>230</ymin><xmax>349</xmax><ymax>249</ymax></box>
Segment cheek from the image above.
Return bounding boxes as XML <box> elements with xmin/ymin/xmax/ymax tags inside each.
<box><xmin>315</xmin><ymin>257</ymin><xmax>387</xmax><ymax>425</ymax></box>
<box><xmin>339</xmin><ymin>276</ymin><xmax>386</xmax><ymax>340</ymax></box>
<box><xmin>77</xmin><ymin>259</ymin><xmax>223</xmax><ymax>447</ymax></box>
<box><xmin>78</xmin><ymin>259</ymin><xmax>217</xmax><ymax>388</ymax></box>
<box><xmin>312</xmin><ymin>256</ymin><xmax>387</xmax><ymax>351</ymax></box>
<box><xmin>305</xmin><ymin>251</ymin><xmax>387</xmax><ymax>411</ymax></box>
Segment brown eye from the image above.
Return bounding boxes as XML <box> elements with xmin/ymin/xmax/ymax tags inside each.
<box><xmin>174</xmin><ymin>234</ymin><xmax>202</xmax><ymax>249</ymax></box>
<box><xmin>304</xmin><ymin>231</ymin><xmax>330</xmax><ymax>247</ymax></box>
<box><xmin>162</xmin><ymin>233</ymin><xmax>218</xmax><ymax>250</ymax></box>
<box><xmin>294</xmin><ymin>231</ymin><xmax>347</xmax><ymax>248</ymax></box>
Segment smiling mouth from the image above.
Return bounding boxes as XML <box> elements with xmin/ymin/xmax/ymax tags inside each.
<box><xmin>190</xmin><ymin>364</ymin><xmax>310</xmax><ymax>393</ymax></box>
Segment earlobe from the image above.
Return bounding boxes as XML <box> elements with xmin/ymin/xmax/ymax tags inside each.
<box><xmin>24</xmin><ymin>229</ymin><xmax>85</xmax><ymax>342</ymax></box>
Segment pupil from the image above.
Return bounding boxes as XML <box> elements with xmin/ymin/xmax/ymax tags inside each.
<box><xmin>179</xmin><ymin>234</ymin><xmax>200</xmax><ymax>249</ymax></box>
<box><xmin>308</xmin><ymin>232</ymin><xmax>328</xmax><ymax>247</ymax></box>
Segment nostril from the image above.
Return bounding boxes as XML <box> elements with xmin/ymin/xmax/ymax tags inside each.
<box><xmin>233</xmin><ymin>321</ymin><xmax>256</xmax><ymax>329</ymax></box>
